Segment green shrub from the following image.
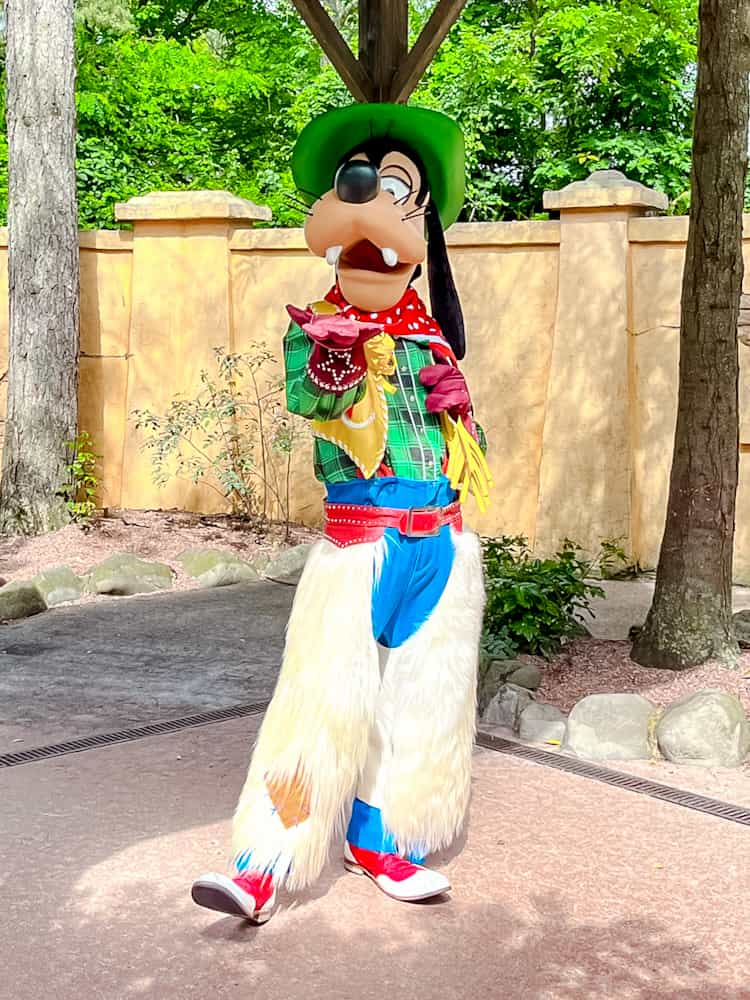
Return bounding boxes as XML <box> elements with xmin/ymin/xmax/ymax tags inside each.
<box><xmin>482</xmin><ymin>535</ymin><xmax>605</xmax><ymax>659</ymax></box>
<box><xmin>58</xmin><ymin>430</ymin><xmax>102</xmax><ymax>524</ymax></box>
<box><xmin>132</xmin><ymin>344</ymin><xmax>306</xmax><ymax>529</ymax></box>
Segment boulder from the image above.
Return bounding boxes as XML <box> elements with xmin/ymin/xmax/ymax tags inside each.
<box><xmin>477</xmin><ymin>658</ymin><xmax>528</xmax><ymax>715</ymax></box>
<box><xmin>733</xmin><ymin>610</ymin><xmax>750</xmax><ymax>648</ymax></box>
<box><xmin>33</xmin><ymin>565</ymin><xmax>86</xmax><ymax>607</ymax></box>
<box><xmin>562</xmin><ymin>693</ymin><xmax>657</xmax><ymax>761</ymax></box>
<box><xmin>481</xmin><ymin>683</ymin><xmax>534</xmax><ymax>731</ymax></box>
<box><xmin>263</xmin><ymin>544</ymin><xmax>313</xmax><ymax>584</ymax></box>
<box><xmin>507</xmin><ymin>662</ymin><xmax>542</xmax><ymax>691</ymax></box>
<box><xmin>177</xmin><ymin>547</ymin><xmax>259</xmax><ymax>588</ymax></box>
<box><xmin>248</xmin><ymin>551</ymin><xmax>274</xmax><ymax>576</ymax></box>
<box><xmin>0</xmin><ymin>581</ymin><xmax>47</xmax><ymax>621</ymax></box>
<box><xmin>519</xmin><ymin>702</ymin><xmax>567</xmax><ymax>743</ymax></box>
<box><xmin>656</xmin><ymin>689</ymin><xmax>750</xmax><ymax>768</ymax></box>
<box><xmin>87</xmin><ymin>553</ymin><xmax>174</xmax><ymax>596</ymax></box>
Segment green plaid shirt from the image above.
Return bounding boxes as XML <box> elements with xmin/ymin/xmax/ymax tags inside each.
<box><xmin>284</xmin><ymin>320</ymin><xmax>484</xmax><ymax>483</ymax></box>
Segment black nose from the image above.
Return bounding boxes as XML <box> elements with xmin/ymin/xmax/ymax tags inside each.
<box><xmin>335</xmin><ymin>161</ymin><xmax>380</xmax><ymax>204</ymax></box>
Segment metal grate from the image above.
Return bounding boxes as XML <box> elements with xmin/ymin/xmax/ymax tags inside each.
<box><xmin>4</xmin><ymin>704</ymin><xmax>750</xmax><ymax>828</ymax></box>
<box><xmin>476</xmin><ymin>729</ymin><xmax>750</xmax><ymax>826</ymax></box>
<box><xmin>0</xmin><ymin>701</ymin><xmax>269</xmax><ymax>769</ymax></box>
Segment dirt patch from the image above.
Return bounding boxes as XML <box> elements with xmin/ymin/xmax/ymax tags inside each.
<box><xmin>538</xmin><ymin>637</ymin><xmax>750</xmax><ymax>715</ymax></box>
<box><xmin>0</xmin><ymin>508</ymin><xmax>321</xmax><ymax>600</ymax></box>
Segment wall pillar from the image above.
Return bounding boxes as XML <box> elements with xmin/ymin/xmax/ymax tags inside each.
<box><xmin>534</xmin><ymin>170</ymin><xmax>667</xmax><ymax>558</ymax></box>
<box><xmin>115</xmin><ymin>190</ymin><xmax>271</xmax><ymax>512</ymax></box>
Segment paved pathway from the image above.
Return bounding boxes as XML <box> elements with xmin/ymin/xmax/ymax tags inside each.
<box><xmin>3</xmin><ymin>578</ymin><xmax>750</xmax><ymax>998</ymax></box>
<box><xmin>0</xmin><ymin>582</ymin><xmax>293</xmax><ymax>750</ymax></box>
<box><xmin>3</xmin><ymin>715</ymin><xmax>749</xmax><ymax>1000</ymax></box>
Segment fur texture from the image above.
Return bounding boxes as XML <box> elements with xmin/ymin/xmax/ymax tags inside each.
<box><xmin>232</xmin><ymin>537</ymin><xmax>380</xmax><ymax>890</ymax></box>
<box><xmin>232</xmin><ymin>529</ymin><xmax>484</xmax><ymax>887</ymax></box>
<box><xmin>378</xmin><ymin>529</ymin><xmax>485</xmax><ymax>857</ymax></box>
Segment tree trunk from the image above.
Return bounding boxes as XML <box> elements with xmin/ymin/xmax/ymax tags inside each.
<box><xmin>631</xmin><ymin>0</ymin><xmax>750</xmax><ymax>669</ymax></box>
<box><xmin>0</xmin><ymin>0</ymin><xmax>79</xmax><ymax>535</ymax></box>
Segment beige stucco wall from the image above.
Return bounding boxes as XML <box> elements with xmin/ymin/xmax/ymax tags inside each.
<box><xmin>1</xmin><ymin>175</ymin><xmax>749</xmax><ymax>581</ymax></box>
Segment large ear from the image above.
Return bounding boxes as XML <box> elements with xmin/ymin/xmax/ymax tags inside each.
<box><xmin>426</xmin><ymin>203</ymin><xmax>465</xmax><ymax>360</ymax></box>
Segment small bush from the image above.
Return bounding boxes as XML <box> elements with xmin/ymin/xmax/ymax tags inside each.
<box><xmin>482</xmin><ymin>535</ymin><xmax>605</xmax><ymax>659</ymax></box>
<box><xmin>132</xmin><ymin>344</ymin><xmax>306</xmax><ymax>530</ymax></box>
<box><xmin>58</xmin><ymin>430</ymin><xmax>102</xmax><ymax>524</ymax></box>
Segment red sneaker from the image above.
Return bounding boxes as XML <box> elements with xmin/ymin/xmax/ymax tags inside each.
<box><xmin>343</xmin><ymin>842</ymin><xmax>450</xmax><ymax>901</ymax></box>
<box><xmin>191</xmin><ymin>870</ymin><xmax>277</xmax><ymax>923</ymax></box>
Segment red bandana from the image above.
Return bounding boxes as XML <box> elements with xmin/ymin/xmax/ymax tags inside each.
<box><xmin>324</xmin><ymin>283</ymin><xmax>457</xmax><ymax>365</ymax></box>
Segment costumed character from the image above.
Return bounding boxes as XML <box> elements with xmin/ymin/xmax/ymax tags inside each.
<box><xmin>191</xmin><ymin>103</ymin><xmax>492</xmax><ymax>923</ymax></box>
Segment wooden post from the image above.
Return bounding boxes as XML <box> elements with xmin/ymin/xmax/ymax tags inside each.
<box><xmin>290</xmin><ymin>0</ymin><xmax>467</xmax><ymax>104</ymax></box>
<box><xmin>358</xmin><ymin>0</ymin><xmax>408</xmax><ymax>102</ymax></box>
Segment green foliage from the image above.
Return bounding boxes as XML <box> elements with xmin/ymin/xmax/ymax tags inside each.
<box><xmin>132</xmin><ymin>344</ymin><xmax>306</xmax><ymax>525</ymax></box>
<box><xmin>482</xmin><ymin>535</ymin><xmax>605</xmax><ymax>659</ymax></box>
<box><xmin>59</xmin><ymin>430</ymin><xmax>102</xmax><ymax>523</ymax></box>
<box><xmin>0</xmin><ymin>0</ymin><xmax>704</xmax><ymax>227</ymax></box>
<box><xmin>597</xmin><ymin>536</ymin><xmax>640</xmax><ymax>579</ymax></box>
<box><xmin>414</xmin><ymin>0</ymin><xmax>698</xmax><ymax>219</ymax></box>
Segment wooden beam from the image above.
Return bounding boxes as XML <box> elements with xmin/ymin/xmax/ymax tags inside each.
<box><xmin>389</xmin><ymin>0</ymin><xmax>467</xmax><ymax>103</ymax></box>
<box><xmin>359</xmin><ymin>0</ymin><xmax>408</xmax><ymax>102</ymax></box>
<box><xmin>291</xmin><ymin>0</ymin><xmax>374</xmax><ymax>102</ymax></box>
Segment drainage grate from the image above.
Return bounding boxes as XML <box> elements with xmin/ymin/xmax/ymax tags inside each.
<box><xmin>0</xmin><ymin>701</ymin><xmax>269</xmax><ymax>769</ymax></box>
<box><xmin>476</xmin><ymin>730</ymin><xmax>750</xmax><ymax>827</ymax></box>
<box><xmin>4</xmin><ymin>706</ymin><xmax>750</xmax><ymax>828</ymax></box>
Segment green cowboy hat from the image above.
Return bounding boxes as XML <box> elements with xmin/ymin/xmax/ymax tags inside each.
<box><xmin>291</xmin><ymin>103</ymin><xmax>465</xmax><ymax>228</ymax></box>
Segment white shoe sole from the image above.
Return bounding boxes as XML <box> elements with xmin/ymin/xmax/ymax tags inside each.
<box><xmin>191</xmin><ymin>873</ymin><xmax>275</xmax><ymax>924</ymax></box>
<box><xmin>343</xmin><ymin>859</ymin><xmax>451</xmax><ymax>902</ymax></box>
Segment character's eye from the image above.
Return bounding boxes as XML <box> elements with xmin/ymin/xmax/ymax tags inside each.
<box><xmin>380</xmin><ymin>175</ymin><xmax>412</xmax><ymax>203</ymax></box>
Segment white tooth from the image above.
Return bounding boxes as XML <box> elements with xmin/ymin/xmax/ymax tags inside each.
<box><xmin>325</xmin><ymin>245</ymin><xmax>343</xmax><ymax>266</ymax></box>
<box><xmin>381</xmin><ymin>247</ymin><xmax>398</xmax><ymax>267</ymax></box>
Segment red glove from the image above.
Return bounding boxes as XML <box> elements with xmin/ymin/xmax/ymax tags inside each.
<box><xmin>286</xmin><ymin>304</ymin><xmax>382</xmax><ymax>395</ymax></box>
<box><xmin>286</xmin><ymin>305</ymin><xmax>381</xmax><ymax>350</ymax></box>
<box><xmin>419</xmin><ymin>364</ymin><xmax>472</xmax><ymax>416</ymax></box>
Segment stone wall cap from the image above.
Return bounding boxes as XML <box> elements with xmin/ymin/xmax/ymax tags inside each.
<box><xmin>115</xmin><ymin>190</ymin><xmax>272</xmax><ymax>223</ymax></box>
<box><xmin>543</xmin><ymin>170</ymin><xmax>668</xmax><ymax>212</ymax></box>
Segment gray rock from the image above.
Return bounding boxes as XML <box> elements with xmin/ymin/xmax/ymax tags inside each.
<box><xmin>87</xmin><ymin>553</ymin><xmax>174</xmax><ymax>596</ymax></box>
<box><xmin>519</xmin><ymin>702</ymin><xmax>567</xmax><ymax>743</ymax></box>
<box><xmin>477</xmin><ymin>658</ymin><xmax>528</xmax><ymax>714</ymax></box>
<box><xmin>481</xmin><ymin>683</ymin><xmax>534</xmax><ymax>731</ymax></box>
<box><xmin>507</xmin><ymin>662</ymin><xmax>542</xmax><ymax>691</ymax></box>
<box><xmin>0</xmin><ymin>580</ymin><xmax>47</xmax><ymax>621</ymax></box>
<box><xmin>248</xmin><ymin>551</ymin><xmax>274</xmax><ymax>575</ymax></box>
<box><xmin>33</xmin><ymin>565</ymin><xmax>86</xmax><ymax>607</ymax></box>
<box><xmin>733</xmin><ymin>610</ymin><xmax>750</xmax><ymax>648</ymax></box>
<box><xmin>263</xmin><ymin>543</ymin><xmax>313</xmax><ymax>584</ymax></box>
<box><xmin>177</xmin><ymin>547</ymin><xmax>259</xmax><ymax>588</ymax></box>
<box><xmin>657</xmin><ymin>689</ymin><xmax>750</xmax><ymax>767</ymax></box>
<box><xmin>562</xmin><ymin>692</ymin><xmax>657</xmax><ymax>761</ymax></box>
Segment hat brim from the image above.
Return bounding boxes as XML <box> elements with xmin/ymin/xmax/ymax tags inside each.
<box><xmin>291</xmin><ymin>103</ymin><xmax>465</xmax><ymax>228</ymax></box>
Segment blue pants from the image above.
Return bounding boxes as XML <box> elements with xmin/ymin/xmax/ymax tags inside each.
<box><xmin>326</xmin><ymin>476</ymin><xmax>457</xmax><ymax>860</ymax></box>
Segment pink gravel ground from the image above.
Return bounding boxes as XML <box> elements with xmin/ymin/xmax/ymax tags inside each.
<box><xmin>0</xmin><ymin>508</ymin><xmax>320</xmax><ymax>598</ymax></box>
<box><xmin>539</xmin><ymin>637</ymin><xmax>750</xmax><ymax>715</ymax></box>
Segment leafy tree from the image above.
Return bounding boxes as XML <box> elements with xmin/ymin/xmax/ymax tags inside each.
<box><xmin>0</xmin><ymin>0</ymin><xmax>702</xmax><ymax>228</ymax></box>
<box><xmin>1</xmin><ymin>0</ymin><xmax>79</xmax><ymax>534</ymax></box>
<box><xmin>631</xmin><ymin>0</ymin><xmax>750</xmax><ymax>669</ymax></box>
<box><xmin>414</xmin><ymin>0</ymin><xmax>698</xmax><ymax>220</ymax></box>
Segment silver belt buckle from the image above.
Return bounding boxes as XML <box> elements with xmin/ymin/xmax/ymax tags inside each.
<box><xmin>404</xmin><ymin>506</ymin><xmax>441</xmax><ymax>538</ymax></box>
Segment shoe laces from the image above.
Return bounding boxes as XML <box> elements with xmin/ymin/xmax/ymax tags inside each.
<box><xmin>379</xmin><ymin>853</ymin><xmax>419</xmax><ymax>879</ymax></box>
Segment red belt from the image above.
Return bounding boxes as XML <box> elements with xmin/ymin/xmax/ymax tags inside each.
<box><xmin>323</xmin><ymin>500</ymin><xmax>463</xmax><ymax>548</ymax></box>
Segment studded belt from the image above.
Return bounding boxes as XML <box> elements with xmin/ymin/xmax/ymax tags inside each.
<box><xmin>323</xmin><ymin>500</ymin><xmax>463</xmax><ymax>549</ymax></box>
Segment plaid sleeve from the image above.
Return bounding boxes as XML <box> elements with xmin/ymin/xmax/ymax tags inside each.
<box><xmin>474</xmin><ymin>419</ymin><xmax>488</xmax><ymax>454</ymax></box>
<box><xmin>283</xmin><ymin>321</ymin><xmax>365</xmax><ymax>421</ymax></box>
